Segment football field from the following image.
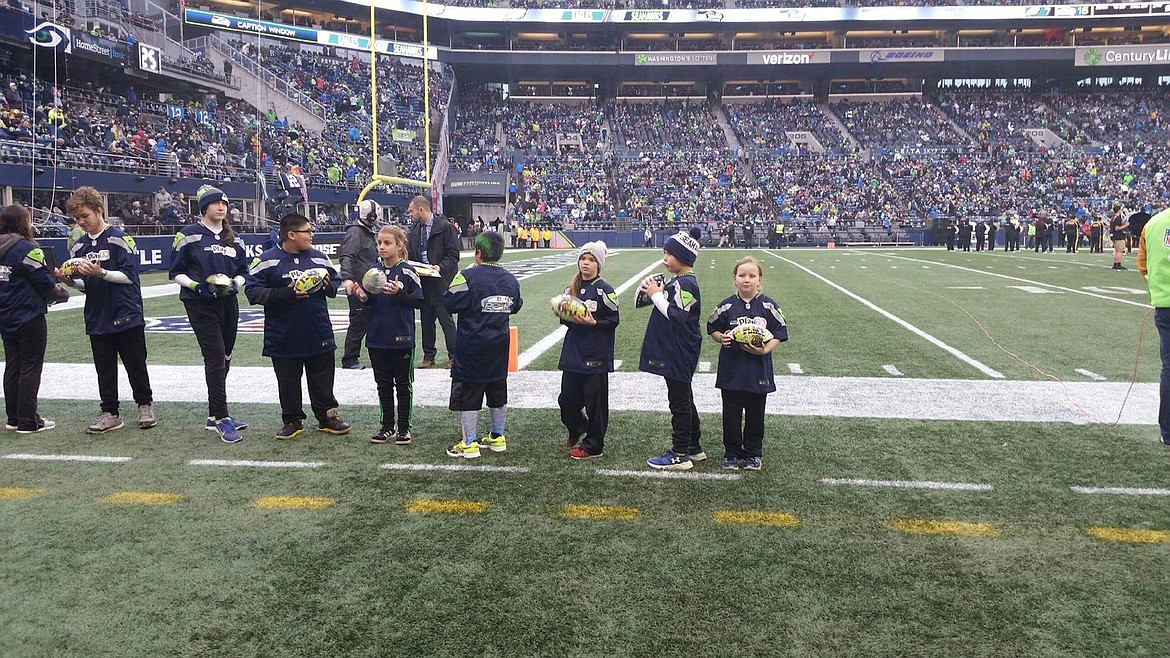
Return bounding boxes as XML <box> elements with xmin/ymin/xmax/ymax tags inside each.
<box><xmin>3</xmin><ymin>246</ymin><xmax>1169</xmax><ymax>656</ymax></box>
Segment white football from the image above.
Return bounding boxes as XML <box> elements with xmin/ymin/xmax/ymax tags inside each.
<box><xmin>361</xmin><ymin>267</ymin><xmax>388</xmax><ymax>294</ymax></box>
<box><xmin>206</xmin><ymin>273</ymin><xmax>233</xmax><ymax>297</ymax></box>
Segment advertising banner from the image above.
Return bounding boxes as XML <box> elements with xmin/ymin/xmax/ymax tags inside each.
<box><xmin>392</xmin><ymin>129</ymin><xmax>417</xmax><ymax>142</ymax></box>
<box><xmin>860</xmin><ymin>48</ymin><xmax>945</xmax><ymax>64</ymax></box>
<box><xmin>1075</xmin><ymin>44</ymin><xmax>1170</xmax><ymax>66</ymax></box>
<box><xmin>445</xmin><ymin>173</ymin><xmax>508</xmax><ymax>197</ymax></box>
<box><xmin>184</xmin><ymin>9</ymin><xmax>320</xmax><ymax>44</ymax></box>
<box><xmin>71</xmin><ymin>31</ymin><xmax>129</xmax><ymax>65</ymax></box>
<box><xmin>633</xmin><ymin>53</ymin><xmax>717</xmax><ymax>66</ymax></box>
<box><xmin>747</xmin><ymin>50</ymin><xmax>832</xmax><ymax>65</ymax></box>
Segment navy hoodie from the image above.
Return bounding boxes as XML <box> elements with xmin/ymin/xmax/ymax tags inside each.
<box><xmin>244</xmin><ymin>246</ymin><xmax>338</xmax><ymax>359</ymax></box>
<box><xmin>444</xmin><ymin>263</ymin><xmax>523</xmax><ymax>383</ymax></box>
<box><xmin>558</xmin><ymin>277</ymin><xmax>619</xmax><ymax>374</ymax></box>
<box><xmin>638</xmin><ymin>272</ymin><xmax>702</xmax><ymax>382</ymax></box>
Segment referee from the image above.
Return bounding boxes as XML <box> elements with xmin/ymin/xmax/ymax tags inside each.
<box><xmin>1137</xmin><ymin>206</ymin><xmax>1170</xmax><ymax>446</ymax></box>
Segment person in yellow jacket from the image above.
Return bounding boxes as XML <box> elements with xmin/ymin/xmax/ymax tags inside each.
<box><xmin>542</xmin><ymin>227</ymin><xmax>553</xmax><ymax>248</ymax></box>
<box><xmin>517</xmin><ymin>225</ymin><xmax>529</xmax><ymax>248</ymax></box>
<box><xmin>1137</xmin><ymin>207</ymin><xmax>1170</xmax><ymax>446</ymax></box>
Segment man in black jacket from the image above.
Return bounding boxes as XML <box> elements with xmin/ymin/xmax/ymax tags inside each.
<box><xmin>338</xmin><ymin>200</ymin><xmax>380</xmax><ymax>369</ymax></box>
<box><xmin>407</xmin><ymin>195</ymin><xmax>460</xmax><ymax>368</ymax></box>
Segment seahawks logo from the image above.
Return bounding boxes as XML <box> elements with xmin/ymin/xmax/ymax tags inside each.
<box><xmin>25</xmin><ymin>22</ymin><xmax>72</xmax><ymax>53</ymax></box>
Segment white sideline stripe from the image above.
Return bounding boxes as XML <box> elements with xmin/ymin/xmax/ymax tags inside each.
<box><xmin>517</xmin><ymin>257</ymin><xmax>662</xmax><ymax>370</ymax></box>
<box><xmin>766</xmin><ymin>252</ymin><xmax>1005</xmax><ymax>379</ymax></box>
<box><xmin>820</xmin><ymin>477</ymin><xmax>993</xmax><ymax>492</ymax></box>
<box><xmin>598</xmin><ymin>468</ymin><xmax>743</xmax><ymax>482</ymax></box>
<box><xmin>882</xmin><ymin>365</ymin><xmax>904</xmax><ymax>377</ymax></box>
<box><xmin>51</xmin><ymin>283</ymin><xmax>176</xmax><ymax>312</ymax></box>
<box><xmin>873</xmin><ymin>252</ymin><xmax>1152</xmax><ymax>308</ymax></box>
<box><xmin>3</xmin><ymin>453</ymin><xmax>132</xmax><ymax>463</ymax></box>
<box><xmin>188</xmin><ymin>459</ymin><xmax>324</xmax><ymax>469</ymax></box>
<box><xmin>1070</xmin><ymin>486</ymin><xmax>1170</xmax><ymax>496</ymax></box>
<box><xmin>698</xmin><ymin>361</ymin><xmax>711</xmax><ymax>372</ymax></box>
<box><xmin>1075</xmin><ymin>369</ymin><xmax>1107</xmax><ymax>382</ymax></box>
<box><xmin>947</xmin><ymin>286</ymin><xmax>984</xmax><ymax>290</ymax></box>
<box><xmin>379</xmin><ymin>463</ymin><xmax>530</xmax><ymax>474</ymax></box>
<box><xmin>788</xmin><ymin>363</ymin><xmax>804</xmax><ymax>374</ymax></box>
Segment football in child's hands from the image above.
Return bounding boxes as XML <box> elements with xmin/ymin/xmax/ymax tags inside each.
<box><xmin>728</xmin><ymin>324</ymin><xmax>773</xmax><ymax>348</ymax></box>
<box><xmin>60</xmin><ymin>258</ymin><xmax>89</xmax><ymax>278</ymax></box>
<box><xmin>292</xmin><ymin>268</ymin><xmax>329</xmax><ymax>295</ymax></box>
<box><xmin>361</xmin><ymin>267</ymin><xmax>388</xmax><ymax>294</ymax></box>
<box><xmin>550</xmin><ymin>294</ymin><xmax>587</xmax><ymax>321</ymax></box>
<box><xmin>206</xmin><ymin>273</ymin><xmax>234</xmax><ymax>297</ymax></box>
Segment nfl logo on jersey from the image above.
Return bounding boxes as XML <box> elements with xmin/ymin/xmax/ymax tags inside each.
<box><xmin>1163</xmin><ymin>228</ymin><xmax>1170</xmax><ymax>248</ymax></box>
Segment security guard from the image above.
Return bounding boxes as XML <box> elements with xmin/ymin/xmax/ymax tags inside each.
<box><xmin>1065</xmin><ymin>215</ymin><xmax>1080</xmax><ymax>253</ymax></box>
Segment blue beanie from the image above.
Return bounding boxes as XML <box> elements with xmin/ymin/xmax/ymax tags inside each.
<box><xmin>197</xmin><ymin>185</ymin><xmax>227</xmax><ymax>215</ymax></box>
<box><xmin>664</xmin><ymin>227</ymin><xmax>702</xmax><ymax>266</ymax></box>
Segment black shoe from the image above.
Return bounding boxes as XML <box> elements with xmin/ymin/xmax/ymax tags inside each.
<box><xmin>318</xmin><ymin>409</ymin><xmax>352</xmax><ymax>435</ymax></box>
<box><xmin>1117</xmin><ymin>265</ymin><xmax>1128</xmax><ymax>271</ymax></box>
<box><xmin>276</xmin><ymin>420</ymin><xmax>304</xmax><ymax>440</ymax></box>
<box><xmin>394</xmin><ymin>431</ymin><xmax>412</xmax><ymax>445</ymax></box>
<box><xmin>370</xmin><ymin>428</ymin><xmax>394</xmax><ymax>444</ymax></box>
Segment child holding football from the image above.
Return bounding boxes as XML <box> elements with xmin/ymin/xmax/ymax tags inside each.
<box><xmin>640</xmin><ymin>227</ymin><xmax>705</xmax><ymax>471</ymax></box>
<box><xmin>364</xmin><ymin>225</ymin><xmax>425</xmax><ymax>445</ymax></box>
<box><xmin>706</xmin><ymin>256</ymin><xmax>788</xmax><ymax>470</ymax></box>
<box><xmin>556</xmin><ymin>241</ymin><xmax>619</xmax><ymax>460</ymax></box>
<box><xmin>443</xmin><ymin>231</ymin><xmax>523</xmax><ymax>459</ymax></box>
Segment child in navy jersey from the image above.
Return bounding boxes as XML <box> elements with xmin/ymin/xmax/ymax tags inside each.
<box><xmin>642</xmin><ymin>227</ymin><xmax>705</xmax><ymax>471</ymax></box>
<box><xmin>244</xmin><ymin>213</ymin><xmax>352</xmax><ymax>440</ymax></box>
<box><xmin>60</xmin><ymin>187</ymin><xmax>156</xmax><ymax>434</ymax></box>
<box><xmin>557</xmin><ymin>241</ymin><xmax>619</xmax><ymax>460</ymax></box>
<box><xmin>364</xmin><ymin>225</ymin><xmax>425</xmax><ymax>445</ymax></box>
<box><xmin>706</xmin><ymin>256</ymin><xmax>788</xmax><ymax>471</ymax></box>
<box><xmin>169</xmin><ymin>185</ymin><xmax>249</xmax><ymax>443</ymax></box>
<box><xmin>443</xmin><ymin>231</ymin><xmax>523</xmax><ymax>459</ymax></box>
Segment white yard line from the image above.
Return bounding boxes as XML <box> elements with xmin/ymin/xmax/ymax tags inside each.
<box><xmin>379</xmin><ymin>463</ymin><xmax>530</xmax><ymax>474</ymax></box>
<box><xmin>698</xmin><ymin>362</ymin><xmax>711</xmax><ymax>373</ymax></box>
<box><xmin>188</xmin><ymin>459</ymin><xmax>324</xmax><ymax>468</ymax></box>
<box><xmin>1070</xmin><ymin>485</ymin><xmax>1170</xmax><ymax>496</ymax></box>
<box><xmin>820</xmin><ymin>477</ymin><xmax>993</xmax><ymax>492</ymax></box>
<box><xmin>765</xmin><ymin>252</ymin><xmax>1004</xmax><ymax>379</ymax></box>
<box><xmin>516</xmin><ymin>257</ymin><xmax>661</xmax><ymax>370</ymax></box>
<box><xmin>882</xmin><ymin>365</ymin><xmax>904</xmax><ymax>377</ymax></box>
<box><xmin>597</xmin><ymin>468</ymin><xmax>743</xmax><ymax>482</ymax></box>
<box><xmin>870</xmin><ymin>252</ymin><xmax>1151</xmax><ymax>309</ymax></box>
<box><xmin>787</xmin><ymin>363</ymin><xmax>804</xmax><ymax>374</ymax></box>
<box><xmin>613</xmin><ymin>359</ymin><xmax>623</xmax><ymax>370</ymax></box>
<box><xmin>1075</xmin><ymin>369</ymin><xmax>1107</xmax><ymax>382</ymax></box>
<box><xmin>51</xmin><ymin>283</ymin><xmax>177</xmax><ymax>312</ymax></box>
<box><xmin>3</xmin><ymin>453</ymin><xmax>132</xmax><ymax>463</ymax></box>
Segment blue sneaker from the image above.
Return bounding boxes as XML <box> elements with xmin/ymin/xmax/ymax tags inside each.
<box><xmin>343</xmin><ymin>362</ymin><xmax>366</xmax><ymax>370</ymax></box>
<box><xmin>647</xmin><ymin>449</ymin><xmax>692</xmax><ymax>471</ymax></box>
<box><xmin>722</xmin><ymin>456</ymin><xmax>740</xmax><ymax>470</ymax></box>
<box><xmin>214</xmin><ymin>417</ymin><xmax>242</xmax><ymax>444</ymax></box>
<box><xmin>743</xmin><ymin>456</ymin><xmax>762</xmax><ymax>471</ymax></box>
<box><xmin>687</xmin><ymin>446</ymin><xmax>707</xmax><ymax>462</ymax></box>
<box><xmin>206</xmin><ymin>416</ymin><xmax>248</xmax><ymax>432</ymax></box>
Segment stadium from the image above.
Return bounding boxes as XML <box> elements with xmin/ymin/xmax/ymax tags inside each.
<box><xmin>2</xmin><ymin>0</ymin><xmax>1170</xmax><ymax>654</ymax></box>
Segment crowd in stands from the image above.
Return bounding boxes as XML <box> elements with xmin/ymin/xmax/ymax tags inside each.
<box><xmin>607</xmin><ymin>99</ymin><xmax>725</xmax><ymax>151</ymax></box>
<box><xmin>724</xmin><ymin>98</ymin><xmax>850</xmax><ymax>152</ymax></box>
<box><xmin>939</xmin><ymin>93</ymin><xmax>1088</xmax><ymax>154</ymax></box>
<box><xmin>831</xmin><ymin>98</ymin><xmax>967</xmax><ymax>150</ymax></box>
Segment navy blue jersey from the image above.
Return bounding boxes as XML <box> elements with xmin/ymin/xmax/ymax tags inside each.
<box><xmin>365</xmin><ymin>260</ymin><xmax>425</xmax><ymax>350</ymax></box>
<box><xmin>639</xmin><ymin>272</ymin><xmax>702</xmax><ymax>382</ymax></box>
<box><xmin>169</xmin><ymin>223</ymin><xmax>248</xmax><ymax>301</ymax></box>
<box><xmin>707</xmin><ymin>293</ymin><xmax>788</xmax><ymax>394</ymax></box>
<box><xmin>70</xmin><ymin>227</ymin><xmax>144</xmax><ymax>335</ymax></box>
<box><xmin>0</xmin><ymin>236</ymin><xmax>58</xmax><ymax>335</ymax></box>
<box><xmin>243</xmin><ymin>247</ymin><xmax>338</xmax><ymax>359</ymax></box>
<box><xmin>558</xmin><ymin>277</ymin><xmax>619</xmax><ymax>374</ymax></box>
<box><xmin>444</xmin><ymin>263</ymin><xmax>523</xmax><ymax>383</ymax></box>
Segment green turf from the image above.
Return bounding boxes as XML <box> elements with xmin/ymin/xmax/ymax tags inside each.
<box><xmin>1</xmin><ymin>400</ymin><xmax>1169</xmax><ymax>656</ymax></box>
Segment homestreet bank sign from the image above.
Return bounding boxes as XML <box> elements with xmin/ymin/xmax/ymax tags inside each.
<box><xmin>1076</xmin><ymin>44</ymin><xmax>1170</xmax><ymax>66</ymax></box>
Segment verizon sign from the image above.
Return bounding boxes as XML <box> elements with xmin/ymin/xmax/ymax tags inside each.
<box><xmin>747</xmin><ymin>50</ymin><xmax>831</xmax><ymax>65</ymax></box>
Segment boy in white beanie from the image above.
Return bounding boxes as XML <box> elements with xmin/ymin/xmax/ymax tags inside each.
<box><xmin>556</xmin><ymin>241</ymin><xmax>619</xmax><ymax>459</ymax></box>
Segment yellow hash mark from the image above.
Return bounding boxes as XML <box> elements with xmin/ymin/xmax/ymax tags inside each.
<box><xmin>0</xmin><ymin>487</ymin><xmax>44</xmax><ymax>499</ymax></box>
<box><xmin>893</xmin><ymin>519</ymin><xmax>999</xmax><ymax>538</ymax></box>
<box><xmin>561</xmin><ymin>504</ymin><xmax>639</xmax><ymax>521</ymax></box>
<box><xmin>102</xmin><ymin>491</ymin><xmax>183</xmax><ymax>505</ymax></box>
<box><xmin>712</xmin><ymin>510</ymin><xmax>799</xmax><ymax>528</ymax></box>
<box><xmin>1085</xmin><ymin>527</ymin><xmax>1170</xmax><ymax>544</ymax></box>
<box><xmin>406</xmin><ymin>499</ymin><xmax>489</xmax><ymax>514</ymax></box>
<box><xmin>253</xmin><ymin>496</ymin><xmax>335</xmax><ymax>510</ymax></box>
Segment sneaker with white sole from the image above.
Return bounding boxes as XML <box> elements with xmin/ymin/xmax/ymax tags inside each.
<box><xmin>687</xmin><ymin>446</ymin><xmax>707</xmax><ymax>462</ymax></box>
<box><xmin>370</xmin><ymin>428</ymin><xmax>394</xmax><ymax>444</ymax></box>
<box><xmin>205</xmin><ymin>416</ymin><xmax>248</xmax><ymax>432</ymax></box>
<box><xmin>722</xmin><ymin>456</ymin><xmax>740</xmax><ymax>470</ymax></box>
<box><xmin>138</xmin><ymin>404</ymin><xmax>157</xmax><ymax>429</ymax></box>
<box><xmin>215</xmin><ymin>417</ymin><xmax>242</xmax><ymax>443</ymax></box>
<box><xmin>15</xmin><ymin>417</ymin><xmax>55</xmax><ymax>434</ymax></box>
<box><xmin>446</xmin><ymin>441</ymin><xmax>481</xmax><ymax>459</ymax></box>
<box><xmin>394</xmin><ymin>431</ymin><xmax>412</xmax><ymax>446</ymax></box>
<box><xmin>743</xmin><ymin>456</ymin><xmax>763</xmax><ymax>471</ymax></box>
<box><xmin>647</xmin><ymin>449</ymin><xmax>693</xmax><ymax>471</ymax></box>
<box><xmin>476</xmin><ymin>433</ymin><xmax>507</xmax><ymax>452</ymax></box>
<box><xmin>86</xmin><ymin>412</ymin><xmax>125</xmax><ymax>435</ymax></box>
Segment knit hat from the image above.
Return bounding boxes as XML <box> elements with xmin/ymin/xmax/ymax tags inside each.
<box><xmin>579</xmin><ymin>241</ymin><xmax>607</xmax><ymax>271</ymax></box>
<box><xmin>196</xmin><ymin>185</ymin><xmax>227</xmax><ymax>215</ymax></box>
<box><xmin>664</xmin><ymin>227</ymin><xmax>702</xmax><ymax>267</ymax></box>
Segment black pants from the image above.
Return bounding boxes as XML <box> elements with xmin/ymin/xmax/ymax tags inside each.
<box><xmin>369</xmin><ymin>347</ymin><xmax>414</xmax><ymax>433</ymax></box>
<box><xmin>559</xmin><ymin>370</ymin><xmax>609</xmax><ymax>454</ymax></box>
<box><xmin>341</xmin><ymin>293</ymin><xmax>371</xmax><ymax>366</ymax></box>
<box><xmin>272</xmin><ymin>351</ymin><xmax>338</xmax><ymax>424</ymax></box>
<box><xmin>184</xmin><ymin>297</ymin><xmax>238</xmax><ymax>420</ymax></box>
<box><xmin>420</xmin><ymin>302</ymin><xmax>456</xmax><ymax>361</ymax></box>
<box><xmin>721</xmin><ymin>389</ymin><xmax>766</xmax><ymax>459</ymax></box>
<box><xmin>665</xmin><ymin>377</ymin><xmax>701</xmax><ymax>454</ymax></box>
<box><xmin>89</xmin><ymin>325</ymin><xmax>153</xmax><ymax>415</ymax></box>
<box><xmin>974</xmin><ymin>235</ymin><xmax>985</xmax><ymax>251</ymax></box>
<box><xmin>987</xmin><ymin>231</ymin><xmax>996</xmax><ymax>251</ymax></box>
<box><xmin>2</xmin><ymin>315</ymin><xmax>47</xmax><ymax>430</ymax></box>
